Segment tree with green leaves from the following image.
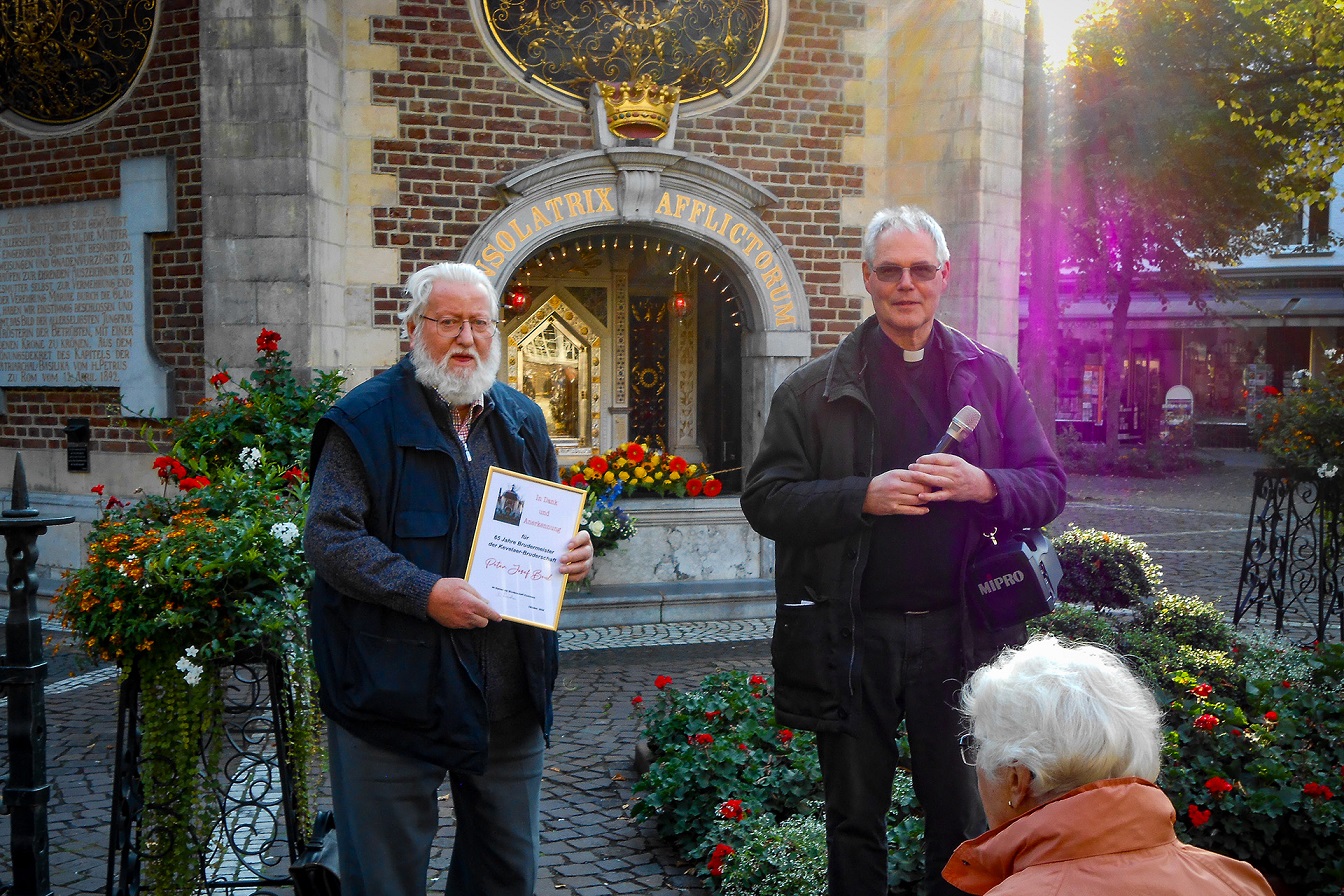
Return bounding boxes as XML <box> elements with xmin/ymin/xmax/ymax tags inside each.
<box><xmin>1223</xmin><ymin>0</ymin><xmax>1344</xmax><ymax>204</ymax></box>
<box><xmin>1059</xmin><ymin>0</ymin><xmax>1298</xmax><ymax>446</ymax></box>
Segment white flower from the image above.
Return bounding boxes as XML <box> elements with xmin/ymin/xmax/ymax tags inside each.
<box><xmin>270</xmin><ymin>521</ymin><xmax>301</xmax><ymax>546</ymax></box>
<box><xmin>176</xmin><ymin>655</ymin><xmax>204</xmax><ymax>686</ymax></box>
<box><xmin>239</xmin><ymin>447</ymin><xmax>263</xmax><ymax>471</ymax></box>
<box><xmin>184</xmin><ymin>646</ymin><xmax>199</xmax><ymax>657</ymax></box>
<box><xmin>1291</xmin><ymin>369</ymin><xmax>1311</xmax><ymax>386</ymax></box>
<box><xmin>1326</xmin><ymin>348</ymin><xmax>1340</xmax><ymax>362</ymax></box>
<box><xmin>1319</xmin><ymin>463</ymin><xmax>1339</xmax><ymax>479</ymax></box>
<box><xmin>588</xmin><ymin>519</ymin><xmax>605</xmax><ymax>538</ymax></box>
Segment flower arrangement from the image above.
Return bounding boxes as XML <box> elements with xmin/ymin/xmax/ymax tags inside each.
<box><xmin>53</xmin><ymin>330</ymin><xmax>343</xmax><ymax>894</ymax></box>
<box><xmin>563</xmin><ymin>439</ymin><xmax>722</xmax><ymax>499</ymax></box>
<box><xmin>630</xmin><ymin>670</ymin><xmax>926</xmax><ymax>892</ymax></box>
<box><xmin>580</xmin><ymin>481</ymin><xmax>637</xmax><ymax>557</ymax></box>
<box><xmin>1251</xmin><ymin>346</ymin><xmax>1344</xmax><ymax>471</ymax></box>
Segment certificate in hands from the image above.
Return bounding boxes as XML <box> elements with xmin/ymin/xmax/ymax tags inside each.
<box><xmin>464</xmin><ymin>466</ymin><xmax>587</xmax><ymax>630</ymax></box>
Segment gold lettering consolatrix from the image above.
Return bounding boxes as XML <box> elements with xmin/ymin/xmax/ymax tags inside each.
<box><xmin>474</xmin><ymin>188</ymin><xmax>616</xmax><ymax>275</ymax></box>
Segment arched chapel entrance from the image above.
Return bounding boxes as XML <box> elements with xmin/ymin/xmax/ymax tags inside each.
<box><xmin>461</xmin><ymin>146</ymin><xmax>813</xmax><ymax>486</ymax></box>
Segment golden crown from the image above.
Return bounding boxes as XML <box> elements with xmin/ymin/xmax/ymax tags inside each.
<box><xmin>599</xmin><ymin>74</ymin><xmax>681</xmax><ymax>141</ymax></box>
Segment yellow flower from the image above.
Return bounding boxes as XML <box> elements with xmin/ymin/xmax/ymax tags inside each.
<box><xmin>669</xmin><ymin>472</ymin><xmax>680</xmax><ymax>481</ymax></box>
<box><xmin>634</xmin><ymin>466</ymin><xmax>647</xmax><ymax>478</ymax></box>
<box><xmin>619</xmin><ymin>471</ymin><xmax>630</xmax><ymax>481</ymax></box>
<box><xmin>603</xmin><ymin>471</ymin><xmax>616</xmax><ymax>484</ymax></box>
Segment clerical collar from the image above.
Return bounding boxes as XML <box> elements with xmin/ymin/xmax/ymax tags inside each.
<box><xmin>902</xmin><ymin>348</ymin><xmax>925</xmax><ymax>363</ymax></box>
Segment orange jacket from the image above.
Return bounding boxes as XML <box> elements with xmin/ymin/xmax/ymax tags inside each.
<box><xmin>943</xmin><ymin>777</ymin><xmax>1274</xmax><ymax>896</ymax></box>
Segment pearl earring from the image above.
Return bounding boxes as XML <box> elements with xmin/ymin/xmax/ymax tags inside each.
<box><xmin>1007</xmin><ymin>800</ymin><xmax>1014</xmax><ymax>808</ymax></box>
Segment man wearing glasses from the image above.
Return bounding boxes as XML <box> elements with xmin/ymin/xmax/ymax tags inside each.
<box><xmin>304</xmin><ymin>262</ymin><xmax>594</xmax><ymax>896</ymax></box>
<box><xmin>742</xmin><ymin>206</ymin><xmax>1065</xmax><ymax>896</ymax></box>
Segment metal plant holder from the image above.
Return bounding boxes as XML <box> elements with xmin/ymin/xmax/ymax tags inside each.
<box><xmin>1236</xmin><ymin>468</ymin><xmax>1343</xmax><ymax>643</ymax></box>
<box><xmin>106</xmin><ymin>647</ymin><xmax>314</xmax><ymax>896</ymax></box>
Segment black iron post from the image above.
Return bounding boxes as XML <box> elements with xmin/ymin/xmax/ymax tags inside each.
<box><xmin>0</xmin><ymin>454</ymin><xmax>74</xmax><ymax>896</ymax></box>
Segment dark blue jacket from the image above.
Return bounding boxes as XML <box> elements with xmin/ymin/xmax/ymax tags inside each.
<box><xmin>307</xmin><ymin>356</ymin><xmax>560</xmax><ymax>771</ymax></box>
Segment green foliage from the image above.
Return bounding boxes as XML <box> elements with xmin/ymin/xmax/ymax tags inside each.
<box><xmin>632</xmin><ymin>671</ymin><xmax>928</xmax><ymax>892</ymax></box>
<box><xmin>157</xmin><ymin>328</ymin><xmax>345</xmax><ymax>473</ymax></box>
<box><xmin>1027</xmin><ymin>599</ymin><xmax>1121</xmax><ymax>646</ymax></box>
<box><xmin>1250</xmin><ymin>349</ymin><xmax>1344</xmax><ymax>471</ymax></box>
<box><xmin>54</xmin><ymin>329</ymin><xmax>341</xmax><ymax>892</ymax></box>
<box><xmin>1162</xmin><ymin>642</ymin><xmax>1344</xmax><ymax>895</ymax></box>
<box><xmin>631</xmin><ymin>671</ymin><xmax>822</xmax><ymax>856</ymax></box>
<box><xmin>1223</xmin><ymin>0</ymin><xmax>1344</xmax><ymax>204</ymax></box>
<box><xmin>1055</xmin><ymin>429</ymin><xmax>1217</xmax><ymax>477</ymax></box>
<box><xmin>709</xmin><ymin>811</ymin><xmax>828</xmax><ymax>896</ymax></box>
<box><xmin>1053</xmin><ymin>527</ymin><xmax>1163</xmax><ymax>609</ymax></box>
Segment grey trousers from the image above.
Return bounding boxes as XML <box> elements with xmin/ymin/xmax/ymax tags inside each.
<box><xmin>327</xmin><ymin>713</ymin><xmax>545</xmax><ymax>896</ymax></box>
<box><xmin>815</xmin><ymin>606</ymin><xmax>986</xmax><ymax>896</ymax></box>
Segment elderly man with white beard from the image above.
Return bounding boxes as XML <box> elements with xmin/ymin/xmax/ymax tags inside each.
<box><xmin>304</xmin><ymin>262</ymin><xmax>593</xmax><ymax>896</ymax></box>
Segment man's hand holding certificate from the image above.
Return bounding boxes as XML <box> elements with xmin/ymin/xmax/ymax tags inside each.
<box><xmin>465</xmin><ymin>467</ymin><xmax>588</xmax><ymax>630</ymax></box>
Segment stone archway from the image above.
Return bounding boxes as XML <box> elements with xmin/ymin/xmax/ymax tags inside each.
<box><xmin>461</xmin><ymin>146</ymin><xmax>813</xmax><ymax>469</ymax></box>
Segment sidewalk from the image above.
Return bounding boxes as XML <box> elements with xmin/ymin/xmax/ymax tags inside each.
<box><xmin>1</xmin><ymin>450</ymin><xmax>1273</xmax><ymax>894</ymax></box>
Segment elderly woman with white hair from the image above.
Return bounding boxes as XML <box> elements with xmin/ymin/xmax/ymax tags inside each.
<box><xmin>942</xmin><ymin>637</ymin><xmax>1274</xmax><ymax>895</ymax></box>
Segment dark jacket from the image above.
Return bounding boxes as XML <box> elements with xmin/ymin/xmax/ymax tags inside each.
<box><xmin>740</xmin><ymin>318</ymin><xmax>1066</xmax><ymax>733</ymax></box>
<box><xmin>307</xmin><ymin>356</ymin><xmax>560</xmax><ymax>772</ymax></box>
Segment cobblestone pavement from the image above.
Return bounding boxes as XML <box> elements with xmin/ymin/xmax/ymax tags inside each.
<box><xmin>1</xmin><ymin>450</ymin><xmax>1287</xmax><ymax>894</ymax></box>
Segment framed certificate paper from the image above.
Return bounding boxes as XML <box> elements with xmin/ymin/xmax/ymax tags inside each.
<box><xmin>464</xmin><ymin>466</ymin><xmax>587</xmax><ymax>630</ymax></box>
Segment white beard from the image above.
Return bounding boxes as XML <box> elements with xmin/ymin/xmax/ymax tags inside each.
<box><xmin>411</xmin><ymin>332</ymin><xmax>502</xmax><ymax>406</ymax></box>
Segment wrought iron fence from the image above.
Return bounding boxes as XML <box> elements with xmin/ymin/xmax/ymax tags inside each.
<box><xmin>107</xmin><ymin>648</ymin><xmax>316</xmax><ymax>895</ymax></box>
<box><xmin>1235</xmin><ymin>469</ymin><xmax>1343</xmax><ymax>643</ymax></box>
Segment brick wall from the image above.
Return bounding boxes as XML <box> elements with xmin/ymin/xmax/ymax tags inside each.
<box><xmin>366</xmin><ymin>1</ymin><xmax>867</xmax><ymax>356</ymax></box>
<box><xmin>0</xmin><ymin>0</ymin><xmax>202</xmax><ymax>453</ymax></box>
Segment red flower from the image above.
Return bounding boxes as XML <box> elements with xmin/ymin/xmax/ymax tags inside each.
<box><xmin>1188</xmin><ymin>804</ymin><xmax>1212</xmax><ymax>827</ymax></box>
<box><xmin>707</xmin><ymin>843</ymin><xmax>734</xmax><ymax>876</ymax></box>
<box><xmin>90</xmin><ymin>484</ymin><xmax>105</xmax><ymax>496</ymax></box>
<box><xmin>631</xmin><ymin>694</ymin><xmax>643</xmax><ymax>707</ymax></box>
<box><xmin>178</xmin><ymin>476</ymin><xmax>211</xmax><ymax>492</ymax></box>
<box><xmin>105</xmin><ymin>496</ymin><xmax>126</xmax><ymax>510</ymax></box>
<box><xmin>1205</xmin><ymin>776</ymin><xmax>1234</xmax><ymax>795</ymax></box>
<box><xmin>1194</xmin><ymin>713</ymin><xmax>1220</xmax><ymax>731</ymax></box>
<box><xmin>685</xmin><ymin>477</ymin><xmax>704</xmax><ymax>497</ymax></box>
<box><xmin>703</xmin><ymin>478</ymin><xmax>724</xmax><ymax>497</ymax></box>
<box><xmin>1282</xmin><ymin>680</ymin><xmax>1293</xmax><ymax>688</ymax></box>
<box><xmin>282</xmin><ymin>465</ymin><xmax>309</xmax><ymax>484</ymax></box>
<box><xmin>256</xmin><ymin>328</ymin><xmax>282</xmax><ymax>353</ymax></box>
<box><xmin>1191</xmin><ymin>683</ymin><xmax>1213</xmax><ymax>699</ymax></box>
<box><xmin>749</xmin><ymin>674</ymin><xmax>767</xmax><ymax>686</ymax></box>
<box><xmin>152</xmin><ymin>456</ymin><xmax>187</xmax><ymax>482</ymax></box>
<box><xmin>718</xmin><ymin>799</ymin><xmax>745</xmax><ymax>820</ymax></box>
<box><xmin>738</xmin><ymin>742</ymin><xmax>749</xmax><ymax>751</ymax></box>
<box><xmin>569</xmin><ymin>473</ymin><xmax>588</xmax><ymax>488</ymax></box>
<box><xmin>1304</xmin><ymin>782</ymin><xmax>1335</xmax><ymax>800</ymax></box>
<box><xmin>690</xmin><ymin>732</ymin><xmax>714</xmax><ymax>746</ymax></box>
<box><xmin>626</xmin><ymin>442</ymin><xmax>646</xmax><ymax>463</ymax></box>
<box><xmin>705</xmin><ymin>710</ymin><xmax>722</xmax><ymax>721</ymax></box>
<box><xmin>777</xmin><ymin>728</ymin><xmax>794</xmax><ymax>745</ymax></box>
<box><xmin>588</xmin><ymin>455</ymin><xmax>608</xmax><ymax>474</ymax></box>
<box><xmin>1262</xmin><ymin>385</ymin><xmax>1281</xmax><ymax>396</ymax></box>
<box><xmin>654</xmin><ymin>675</ymin><xmax>672</xmax><ymax>690</ymax></box>
<box><xmin>668</xmin><ymin>456</ymin><xmax>688</xmax><ymax>474</ymax></box>
<box><xmin>209</xmin><ymin>371</ymin><xmax>230</xmax><ymax>387</ymax></box>
<box><xmin>1264</xmin><ymin>711</ymin><xmax>1278</xmax><ymax>723</ymax></box>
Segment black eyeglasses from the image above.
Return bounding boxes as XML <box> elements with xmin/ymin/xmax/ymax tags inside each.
<box><xmin>420</xmin><ymin>315</ymin><xmax>497</xmax><ymax>338</ymax></box>
<box><xmin>959</xmin><ymin>732</ymin><xmax>978</xmax><ymax>767</ymax></box>
<box><xmin>871</xmin><ymin>262</ymin><xmax>942</xmax><ymax>283</ymax></box>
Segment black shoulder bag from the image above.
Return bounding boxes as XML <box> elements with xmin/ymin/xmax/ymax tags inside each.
<box><xmin>964</xmin><ymin>527</ymin><xmax>1062</xmax><ymax>631</ymax></box>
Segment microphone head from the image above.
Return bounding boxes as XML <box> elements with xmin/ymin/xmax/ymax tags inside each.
<box><xmin>948</xmin><ymin>405</ymin><xmax>982</xmax><ymax>442</ymax></box>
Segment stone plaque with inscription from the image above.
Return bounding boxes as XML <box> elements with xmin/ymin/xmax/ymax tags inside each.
<box><xmin>0</xmin><ymin>157</ymin><xmax>173</xmax><ymax>416</ymax></box>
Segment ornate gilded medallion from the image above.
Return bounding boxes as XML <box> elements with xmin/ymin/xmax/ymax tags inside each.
<box><xmin>1</xmin><ymin>0</ymin><xmax>159</xmax><ymax>131</ymax></box>
<box><xmin>481</xmin><ymin>0</ymin><xmax>769</xmax><ymax>105</ymax></box>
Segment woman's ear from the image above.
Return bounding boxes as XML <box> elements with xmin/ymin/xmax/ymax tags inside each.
<box><xmin>1006</xmin><ymin>764</ymin><xmax>1035</xmax><ymax>809</ymax></box>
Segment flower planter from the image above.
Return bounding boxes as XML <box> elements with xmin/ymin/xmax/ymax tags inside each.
<box><xmin>587</xmin><ymin>496</ymin><xmax>770</xmax><ymax>585</ymax></box>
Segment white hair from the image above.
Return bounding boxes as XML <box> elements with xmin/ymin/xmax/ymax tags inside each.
<box><xmin>961</xmin><ymin>636</ymin><xmax>1162</xmax><ymax>801</ymax></box>
<box><xmin>400</xmin><ymin>262</ymin><xmax>499</xmax><ymax>327</ymax></box>
<box><xmin>863</xmin><ymin>206</ymin><xmax>950</xmax><ymax>265</ymax></box>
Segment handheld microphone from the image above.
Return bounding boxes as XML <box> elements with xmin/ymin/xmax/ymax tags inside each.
<box><xmin>932</xmin><ymin>405</ymin><xmax>982</xmax><ymax>454</ymax></box>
